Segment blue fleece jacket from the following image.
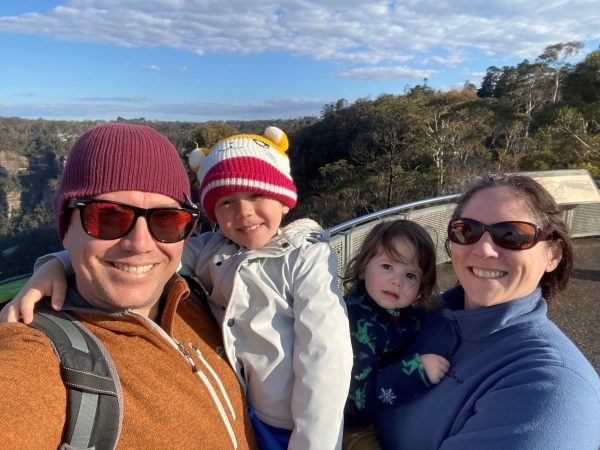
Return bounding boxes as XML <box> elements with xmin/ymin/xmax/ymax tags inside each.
<box><xmin>344</xmin><ymin>282</ymin><xmax>432</xmax><ymax>429</ymax></box>
<box><xmin>376</xmin><ymin>286</ymin><xmax>600</xmax><ymax>450</ymax></box>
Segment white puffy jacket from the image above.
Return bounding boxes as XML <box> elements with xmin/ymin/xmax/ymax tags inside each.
<box><xmin>182</xmin><ymin>219</ymin><xmax>353</xmax><ymax>450</ymax></box>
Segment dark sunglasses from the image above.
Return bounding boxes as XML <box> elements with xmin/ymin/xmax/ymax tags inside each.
<box><xmin>68</xmin><ymin>198</ymin><xmax>199</xmax><ymax>243</ymax></box>
<box><xmin>448</xmin><ymin>217</ymin><xmax>555</xmax><ymax>250</ymax></box>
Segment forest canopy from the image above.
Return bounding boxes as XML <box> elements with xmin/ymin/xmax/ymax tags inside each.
<box><xmin>0</xmin><ymin>42</ymin><xmax>598</xmax><ymax>278</ymax></box>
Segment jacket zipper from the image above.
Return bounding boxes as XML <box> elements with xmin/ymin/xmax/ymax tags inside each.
<box><xmin>133</xmin><ymin>313</ymin><xmax>238</xmax><ymax>449</ymax></box>
<box><xmin>176</xmin><ymin>341</ymin><xmax>198</xmax><ymax>372</ymax></box>
<box><xmin>446</xmin><ymin>350</ymin><xmax>464</xmax><ymax>384</ymax></box>
<box><xmin>189</xmin><ymin>343</ymin><xmax>236</xmax><ymax>419</ymax></box>
<box><xmin>175</xmin><ymin>340</ymin><xmax>238</xmax><ymax>449</ymax></box>
<box><xmin>186</xmin><ymin>343</ymin><xmax>238</xmax><ymax>449</ymax></box>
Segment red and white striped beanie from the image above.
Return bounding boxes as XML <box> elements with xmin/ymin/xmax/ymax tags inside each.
<box><xmin>188</xmin><ymin>126</ymin><xmax>297</xmax><ymax>222</ymax></box>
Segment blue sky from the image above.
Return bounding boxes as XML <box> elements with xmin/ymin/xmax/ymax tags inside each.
<box><xmin>1</xmin><ymin>1</ymin><xmax>599</xmax><ymax>122</ymax></box>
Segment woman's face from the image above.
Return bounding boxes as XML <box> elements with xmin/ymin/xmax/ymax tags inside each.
<box><xmin>451</xmin><ymin>186</ymin><xmax>562</xmax><ymax>309</ymax></box>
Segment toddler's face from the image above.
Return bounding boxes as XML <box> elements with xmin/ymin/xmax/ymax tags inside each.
<box><xmin>214</xmin><ymin>191</ymin><xmax>289</xmax><ymax>249</ymax></box>
<box><xmin>360</xmin><ymin>238</ymin><xmax>422</xmax><ymax>310</ymax></box>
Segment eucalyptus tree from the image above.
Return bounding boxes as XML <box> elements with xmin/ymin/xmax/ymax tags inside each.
<box><xmin>190</xmin><ymin>121</ymin><xmax>238</xmax><ymax>149</ymax></box>
<box><xmin>537</xmin><ymin>41</ymin><xmax>584</xmax><ymax>103</ymax></box>
<box><xmin>185</xmin><ymin>122</ymin><xmax>239</xmax><ymax>187</ymax></box>
<box><xmin>346</xmin><ymin>93</ymin><xmax>429</xmax><ymax>209</ymax></box>
<box><xmin>562</xmin><ymin>49</ymin><xmax>600</xmax><ymax>121</ymax></box>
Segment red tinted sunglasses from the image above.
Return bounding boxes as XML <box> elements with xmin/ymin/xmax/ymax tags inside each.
<box><xmin>448</xmin><ymin>217</ymin><xmax>555</xmax><ymax>250</ymax></box>
<box><xmin>68</xmin><ymin>198</ymin><xmax>199</xmax><ymax>243</ymax></box>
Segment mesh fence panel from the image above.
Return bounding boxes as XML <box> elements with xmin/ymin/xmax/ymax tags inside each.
<box><xmin>330</xmin><ymin>197</ymin><xmax>600</xmax><ymax>283</ymax></box>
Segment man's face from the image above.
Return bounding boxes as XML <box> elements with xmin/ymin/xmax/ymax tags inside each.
<box><xmin>63</xmin><ymin>191</ymin><xmax>184</xmax><ymax>318</ymax></box>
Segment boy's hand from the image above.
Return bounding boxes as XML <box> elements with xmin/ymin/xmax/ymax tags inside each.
<box><xmin>421</xmin><ymin>353</ymin><xmax>450</xmax><ymax>384</ymax></box>
<box><xmin>0</xmin><ymin>259</ymin><xmax>68</xmax><ymax>324</ymax></box>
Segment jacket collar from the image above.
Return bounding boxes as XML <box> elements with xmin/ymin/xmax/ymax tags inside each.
<box><xmin>160</xmin><ymin>275</ymin><xmax>190</xmax><ymax>332</ymax></box>
<box><xmin>225</xmin><ymin>218</ymin><xmax>327</xmax><ymax>259</ymax></box>
<box><xmin>441</xmin><ymin>286</ymin><xmax>547</xmax><ymax>341</ymax></box>
<box><xmin>59</xmin><ymin>274</ymin><xmax>189</xmax><ymax>331</ymax></box>
<box><xmin>347</xmin><ymin>280</ymin><xmax>409</xmax><ymax>321</ymax></box>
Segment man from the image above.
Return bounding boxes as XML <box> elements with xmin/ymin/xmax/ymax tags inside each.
<box><xmin>0</xmin><ymin>123</ymin><xmax>257</xmax><ymax>449</ymax></box>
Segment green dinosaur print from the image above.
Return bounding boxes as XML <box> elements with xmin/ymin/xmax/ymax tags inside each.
<box><xmin>355</xmin><ymin>385</ymin><xmax>368</xmax><ymax>410</ymax></box>
<box><xmin>355</xmin><ymin>318</ymin><xmax>377</xmax><ymax>352</ymax></box>
<box><xmin>401</xmin><ymin>353</ymin><xmax>429</xmax><ymax>385</ymax></box>
<box><xmin>356</xmin><ymin>366</ymin><xmax>372</xmax><ymax>381</ymax></box>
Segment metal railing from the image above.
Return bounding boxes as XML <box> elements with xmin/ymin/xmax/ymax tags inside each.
<box><xmin>329</xmin><ymin>195</ymin><xmax>461</xmax><ymax>281</ymax></box>
<box><xmin>1</xmin><ymin>171</ymin><xmax>599</xmax><ymax>302</ymax></box>
<box><xmin>329</xmin><ymin>172</ymin><xmax>600</xmax><ymax>281</ymax></box>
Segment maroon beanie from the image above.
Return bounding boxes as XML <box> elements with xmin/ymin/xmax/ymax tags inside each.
<box><xmin>54</xmin><ymin>123</ymin><xmax>191</xmax><ymax>239</ymax></box>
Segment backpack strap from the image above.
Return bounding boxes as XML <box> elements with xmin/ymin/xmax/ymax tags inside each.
<box><xmin>30</xmin><ymin>305</ymin><xmax>122</xmax><ymax>450</ymax></box>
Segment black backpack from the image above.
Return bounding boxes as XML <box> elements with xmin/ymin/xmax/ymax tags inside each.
<box><xmin>30</xmin><ymin>305</ymin><xmax>122</xmax><ymax>450</ymax></box>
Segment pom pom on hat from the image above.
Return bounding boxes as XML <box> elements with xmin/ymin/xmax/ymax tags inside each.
<box><xmin>195</xmin><ymin>126</ymin><xmax>297</xmax><ymax>222</ymax></box>
<box><xmin>263</xmin><ymin>126</ymin><xmax>289</xmax><ymax>152</ymax></box>
<box><xmin>188</xmin><ymin>143</ymin><xmax>210</xmax><ymax>173</ymax></box>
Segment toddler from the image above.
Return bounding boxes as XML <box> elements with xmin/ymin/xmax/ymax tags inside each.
<box><xmin>341</xmin><ymin>219</ymin><xmax>450</xmax><ymax>450</ymax></box>
<box><xmin>4</xmin><ymin>127</ymin><xmax>353</xmax><ymax>450</ymax></box>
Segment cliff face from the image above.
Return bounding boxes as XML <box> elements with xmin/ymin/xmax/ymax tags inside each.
<box><xmin>0</xmin><ymin>144</ymin><xmax>65</xmax><ymax>279</ymax></box>
<box><xmin>0</xmin><ymin>151</ymin><xmax>29</xmax><ymax>175</ymax></box>
<box><xmin>0</xmin><ymin>151</ymin><xmax>29</xmax><ymax>219</ymax></box>
<box><xmin>0</xmin><ymin>191</ymin><xmax>22</xmax><ymax>219</ymax></box>
<box><xmin>0</xmin><ymin>149</ymin><xmax>64</xmax><ymax>219</ymax></box>
<box><xmin>0</xmin><ymin>117</ymin><xmax>98</xmax><ymax>220</ymax></box>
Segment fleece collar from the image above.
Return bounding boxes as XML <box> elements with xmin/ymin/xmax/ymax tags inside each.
<box><xmin>441</xmin><ymin>286</ymin><xmax>548</xmax><ymax>341</ymax></box>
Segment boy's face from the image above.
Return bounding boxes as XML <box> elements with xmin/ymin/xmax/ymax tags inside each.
<box><xmin>214</xmin><ymin>191</ymin><xmax>289</xmax><ymax>249</ymax></box>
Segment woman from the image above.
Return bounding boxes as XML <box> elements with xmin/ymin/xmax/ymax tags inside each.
<box><xmin>375</xmin><ymin>174</ymin><xmax>600</xmax><ymax>449</ymax></box>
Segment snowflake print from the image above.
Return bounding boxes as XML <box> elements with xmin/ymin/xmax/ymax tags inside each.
<box><xmin>379</xmin><ymin>387</ymin><xmax>397</xmax><ymax>405</ymax></box>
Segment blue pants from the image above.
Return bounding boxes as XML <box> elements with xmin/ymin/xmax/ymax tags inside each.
<box><xmin>249</xmin><ymin>407</ymin><xmax>292</xmax><ymax>450</ymax></box>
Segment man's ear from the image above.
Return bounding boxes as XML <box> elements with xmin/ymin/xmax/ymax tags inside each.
<box><xmin>62</xmin><ymin>229</ymin><xmax>71</xmax><ymax>251</ymax></box>
<box><xmin>61</xmin><ymin>209</ymin><xmax>77</xmax><ymax>250</ymax></box>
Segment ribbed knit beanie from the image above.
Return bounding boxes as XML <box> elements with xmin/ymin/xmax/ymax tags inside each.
<box><xmin>54</xmin><ymin>123</ymin><xmax>191</xmax><ymax>239</ymax></box>
<box><xmin>188</xmin><ymin>126</ymin><xmax>297</xmax><ymax>222</ymax></box>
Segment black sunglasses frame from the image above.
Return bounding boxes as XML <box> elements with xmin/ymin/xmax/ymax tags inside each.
<box><xmin>68</xmin><ymin>198</ymin><xmax>199</xmax><ymax>243</ymax></box>
<box><xmin>448</xmin><ymin>217</ymin><xmax>555</xmax><ymax>250</ymax></box>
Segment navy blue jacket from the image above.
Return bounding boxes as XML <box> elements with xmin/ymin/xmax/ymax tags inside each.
<box><xmin>344</xmin><ymin>282</ymin><xmax>452</xmax><ymax>429</ymax></box>
<box><xmin>376</xmin><ymin>286</ymin><xmax>600</xmax><ymax>449</ymax></box>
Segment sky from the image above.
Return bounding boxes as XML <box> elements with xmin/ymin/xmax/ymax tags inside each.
<box><xmin>0</xmin><ymin>1</ymin><xmax>599</xmax><ymax>123</ymax></box>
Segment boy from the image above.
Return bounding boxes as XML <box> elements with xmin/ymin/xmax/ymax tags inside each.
<box><xmin>184</xmin><ymin>127</ymin><xmax>353</xmax><ymax>449</ymax></box>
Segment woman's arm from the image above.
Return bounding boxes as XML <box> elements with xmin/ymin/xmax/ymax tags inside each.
<box><xmin>439</xmin><ymin>365</ymin><xmax>600</xmax><ymax>450</ymax></box>
<box><xmin>377</xmin><ymin>311</ymin><xmax>457</xmax><ymax>405</ymax></box>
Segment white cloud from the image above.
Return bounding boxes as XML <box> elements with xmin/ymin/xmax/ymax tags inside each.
<box><xmin>469</xmin><ymin>71</ymin><xmax>487</xmax><ymax>79</ymax></box>
<box><xmin>147</xmin><ymin>98</ymin><xmax>326</xmax><ymax>119</ymax></box>
<box><xmin>338</xmin><ymin>65</ymin><xmax>436</xmax><ymax>81</ymax></box>
<box><xmin>77</xmin><ymin>96</ymin><xmax>146</xmax><ymax>102</ymax></box>
<box><xmin>422</xmin><ymin>51</ymin><xmax>468</xmax><ymax>68</ymax></box>
<box><xmin>0</xmin><ymin>97</ymin><xmax>327</xmax><ymax>121</ymax></box>
<box><xmin>145</xmin><ymin>64</ymin><xmax>160</xmax><ymax>72</ymax></box>
<box><xmin>1</xmin><ymin>1</ymin><xmax>598</xmax><ymax>66</ymax></box>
